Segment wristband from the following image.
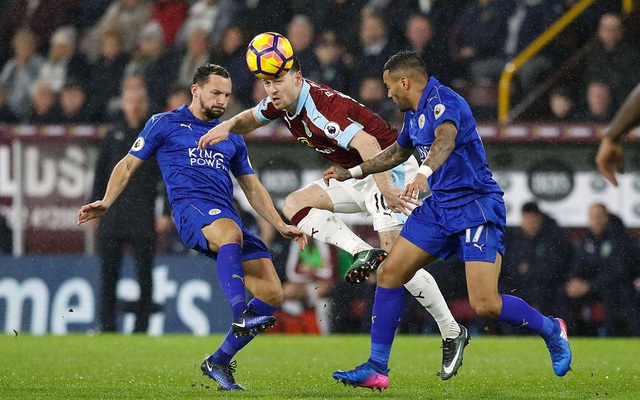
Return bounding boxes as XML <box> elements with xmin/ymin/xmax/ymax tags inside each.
<box><xmin>417</xmin><ymin>164</ymin><xmax>433</xmax><ymax>179</ymax></box>
<box><xmin>348</xmin><ymin>165</ymin><xmax>363</xmax><ymax>178</ymax></box>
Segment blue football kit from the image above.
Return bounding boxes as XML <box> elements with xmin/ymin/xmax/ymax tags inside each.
<box><xmin>129</xmin><ymin>105</ymin><xmax>270</xmax><ymax>260</ymax></box>
<box><xmin>396</xmin><ymin>77</ymin><xmax>505</xmax><ymax>262</ymax></box>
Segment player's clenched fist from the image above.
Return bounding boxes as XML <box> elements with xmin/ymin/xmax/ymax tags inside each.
<box><xmin>323</xmin><ymin>165</ymin><xmax>352</xmax><ymax>186</ymax></box>
<box><xmin>198</xmin><ymin>123</ymin><xmax>231</xmax><ymax>150</ymax></box>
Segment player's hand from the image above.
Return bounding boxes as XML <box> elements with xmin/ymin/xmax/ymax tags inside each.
<box><xmin>278</xmin><ymin>224</ymin><xmax>308</xmax><ymax>251</ymax></box>
<box><xmin>198</xmin><ymin>123</ymin><xmax>232</xmax><ymax>150</ymax></box>
<box><xmin>595</xmin><ymin>136</ymin><xmax>624</xmax><ymax>186</ymax></box>
<box><xmin>323</xmin><ymin>165</ymin><xmax>351</xmax><ymax>185</ymax></box>
<box><xmin>77</xmin><ymin>201</ymin><xmax>108</xmax><ymax>226</ymax></box>
<box><xmin>402</xmin><ymin>173</ymin><xmax>427</xmax><ymax>200</ymax></box>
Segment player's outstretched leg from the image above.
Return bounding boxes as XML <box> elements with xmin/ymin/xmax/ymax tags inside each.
<box><xmin>544</xmin><ymin>317</ymin><xmax>572</xmax><ymax>377</ymax></box>
<box><xmin>231</xmin><ymin>305</ymin><xmax>277</xmax><ymax>337</ymax></box>
<box><xmin>201</xmin><ymin>358</ymin><xmax>245</xmax><ymax>390</ymax></box>
<box><xmin>440</xmin><ymin>324</ymin><xmax>470</xmax><ymax>380</ymax></box>
<box><xmin>332</xmin><ymin>362</ymin><xmax>389</xmax><ymax>391</ymax></box>
<box><xmin>345</xmin><ymin>248</ymin><xmax>388</xmax><ymax>284</ymax></box>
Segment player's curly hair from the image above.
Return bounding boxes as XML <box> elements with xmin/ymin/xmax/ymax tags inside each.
<box><xmin>383</xmin><ymin>51</ymin><xmax>428</xmax><ymax>77</ymax></box>
<box><xmin>193</xmin><ymin>64</ymin><xmax>230</xmax><ymax>86</ymax></box>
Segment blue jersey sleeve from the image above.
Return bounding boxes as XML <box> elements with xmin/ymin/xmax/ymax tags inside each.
<box><xmin>129</xmin><ymin>114</ymin><xmax>166</xmax><ymax>160</ymax></box>
<box><xmin>229</xmin><ymin>135</ymin><xmax>255</xmax><ymax>177</ymax></box>
<box><xmin>427</xmin><ymin>87</ymin><xmax>461</xmax><ymax>130</ymax></box>
<box><xmin>396</xmin><ymin>116</ymin><xmax>413</xmax><ymax>148</ymax></box>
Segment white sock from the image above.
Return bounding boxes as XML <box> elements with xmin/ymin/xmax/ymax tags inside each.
<box><xmin>297</xmin><ymin>208</ymin><xmax>371</xmax><ymax>255</ymax></box>
<box><xmin>404</xmin><ymin>268</ymin><xmax>460</xmax><ymax>339</ymax></box>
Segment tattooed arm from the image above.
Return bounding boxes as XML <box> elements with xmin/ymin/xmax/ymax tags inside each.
<box><xmin>400</xmin><ymin>121</ymin><xmax>457</xmax><ymax>200</ymax></box>
<box><xmin>322</xmin><ymin>142</ymin><xmax>414</xmax><ymax>184</ymax></box>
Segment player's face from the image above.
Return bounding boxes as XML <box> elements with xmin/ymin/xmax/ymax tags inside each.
<box><xmin>262</xmin><ymin>70</ymin><xmax>301</xmax><ymax>112</ymax></box>
<box><xmin>195</xmin><ymin>74</ymin><xmax>231</xmax><ymax>120</ymax></box>
<box><xmin>383</xmin><ymin>69</ymin><xmax>411</xmax><ymax>112</ymax></box>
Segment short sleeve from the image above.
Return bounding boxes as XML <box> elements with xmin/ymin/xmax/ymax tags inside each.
<box><xmin>253</xmin><ymin>97</ymin><xmax>280</xmax><ymax>123</ymax></box>
<box><xmin>128</xmin><ymin>115</ymin><xmax>165</xmax><ymax>160</ymax></box>
<box><xmin>428</xmin><ymin>87</ymin><xmax>461</xmax><ymax>130</ymax></box>
<box><xmin>229</xmin><ymin>135</ymin><xmax>256</xmax><ymax>177</ymax></box>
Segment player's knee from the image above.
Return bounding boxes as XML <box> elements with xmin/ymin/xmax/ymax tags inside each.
<box><xmin>262</xmin><ymin>284</ymin><xmax>284</xmax><ymax>307</ymax></box>
<box><xmin>470</xmin><ymin>297</ymin><xmax>501</xmax><ymax>319</ymax></box>
<box><xmin>377</xmin><ymin>262</ymin><xmax>407</xmax><ymax>287</ymax></box>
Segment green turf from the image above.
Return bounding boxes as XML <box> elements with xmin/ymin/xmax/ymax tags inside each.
<box><xmin>1</xmin><ymin>333</ymin><xmax>638</xmax><ymax>399</ymax></box>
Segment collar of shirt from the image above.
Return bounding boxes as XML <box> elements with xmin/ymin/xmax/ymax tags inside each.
<box><xmin>288</xmin><ymin>79</ymin><xmax>311</xmax><ymax>118</ymax></box>
<box><xmin>417</xmin><ymin>76</ymin><xmax>441</xmax><ymax>111</ymax></box>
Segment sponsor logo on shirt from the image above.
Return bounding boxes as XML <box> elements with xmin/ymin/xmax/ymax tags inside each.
<box><xmin>188</xmin><ymin>148</ymin><xmax>227</xmax><ymax>170</ymax></box>
<box><xmin>208</xmin><ymin>208</ymin><xmax>221</xmax><ymax>216</ymax></box>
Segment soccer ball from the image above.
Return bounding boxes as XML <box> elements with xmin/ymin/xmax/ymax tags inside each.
<box><xmin>246</xmin><ymin>32</ymin><xmax>294</xmax><ymax>79</ymax></box>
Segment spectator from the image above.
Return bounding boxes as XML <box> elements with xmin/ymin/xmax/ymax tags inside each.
<box><xmin>0</xmin><ymin>0</ymin><xmax>80</xmax><ymax>67</ymax></box>
<box><xmin>467</xmin><ymin>0</ymin><xmax>559</xmax><ymax>93</ymax></box>
<box><xmin>24</xmin><ymin>80</ymin><xmax>61</xmax><ymax>124</ymax></box>
<box><xmin>209</xmin><ymin>25</ymin><xmax>254</xmax><ymax>108</ymax></box>
<box><xmin>90</xmin><ymin>87</ymin><xmax>170</xmax><ymax>333</ymax></box>
<box><xmin>310</xmin><ymin>31</ymin><xmax>350</xmax><ymax>93</ymax></box>
<box><xmin>0</xmin><ymin>30</ymin><xmax>44</xmax><ymax>119</ymax></box>
<box><xmin>286</xmin><ymin>15</ymin><xmax>321</xmax><ymax>79</ymax></box>
<box><xmin>584</xmin><ymin>13</ymin><xmax>640</xmax><ymax>108</ymax></box>
<box><xmin>38</xmin><ymin>26</ymin><xmax>89</xmax><ymax>93</ymax></box>
<box><xmin>565</xmin><ymin>203</ymin><xmax>640</xmax><ymax>336</ymax></box>
<box><xmin>403</xmin><ymin>14</ymin><xmax>451</xmax><ymax>84</ymax></box>
<box><xmin>84</xmin><ymin>0</ymin><xmax>151</xmax><ymax>63</ymax></box>
<box><xmin>149</xmin><ymin>0</ymin><xmax>189</xmax><ymax>47</ymax></box>
<box><xmin>317</xmin><ymin>0</ymin><xmax>367</xmax><ymax>55</ymax></box>
<box><xmin>449</xmin><ymin>0</ymin><xmax>508</xmax><ymax>84</ymax></box>
<box><xmin>58</xmin><ymin>80</ymin><xmax>91</xmax><ymax>124</ymax></box>
<box><xmin>87</xmin><ymin>28</ymin><xmax>130</xmax><ymax>123</ymax></box>
<box><xmin>164</xmin><ymin>85</ymin><xmax>191</xmax><ymax>111</ymax></box>
<box><xmin>351</xmin><ymin>12</ymin><xmax>396</xmax><ymax>95</ymax></box>
<box><xmin>175</xmin><ymin>0</ymin><xmax>238</xmax><ymax>49</ymax></box>
<box><xmin>501</xmin><ymin>202</ymin><xmax>572</xmax><ymax>331</ymax></box>
<box><xmin>582</xmin><ymin>80</ymin><xmax>615</xmax><ymax>123</ymax></box>
<box><xmin>124</xmin><ymin>22</ymin><xmax>180</xmax><ymax>106</ymax></box>
<box><xmin>106</xmin><ymin>74</ymin><xmax>149</xmax><ymax>120</ymax></box>
<box><xmin>357</xmin><ymin>75</ymin><xmax>399</xmax><ymax>123</ymax></box>
<box><xmin>0</xmin><ymin>83</ymin><xmax>19</xmax><ymax>123</ymax></box>
<box><xmin>547</xmin><ymin>86</ymin><xmax>580</xmax><ymax>122</ymax></box>
<box><xmin>176</xmin><ymin>28</ymin><xmax>210</xmax><ymax>88</ymax></box>
<box><xmin>275</xmin><ymin>238</ymin><xmax>334</xmax><ymax>334</ymax></box>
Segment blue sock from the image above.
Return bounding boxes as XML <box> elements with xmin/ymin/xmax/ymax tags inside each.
<box><xmin>368</xmin><ymin>286</ymin><xmax>404</xmax><ymax>371</ymax></box>
<box><xmin>210</xmin><ymin>329</ymin><xmax>251</xmax><ymax>365</ymax></box>
<box><xmin>247</xmin><ymin>297</ymin><xmax>278</xmax><ymax>316</ymax></box>
<box><xmin>209</xmin><ymin>298</ymin><xmax>278</xmax><ymax>365</ymax></box>
<box><xmin>216</xmin><ymin>243</ymin><xmax>247</xmax><ymax>319</ymax></box>
<box><xmin>498</xmin><ymin>294</ymin><xmax>555</xmax><ymax>340</ymax></box>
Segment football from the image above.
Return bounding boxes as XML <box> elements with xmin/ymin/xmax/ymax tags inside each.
<box><xmin>246</xmin><ymin>32</ymin><xmax>294</xmax><ymax>79</ymax></box>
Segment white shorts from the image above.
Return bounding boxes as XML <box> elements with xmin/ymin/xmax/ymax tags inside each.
<box><xmin>313</xmin><ymin>157</ymin><xmax>419</xmax><ymax>232</ymax></box>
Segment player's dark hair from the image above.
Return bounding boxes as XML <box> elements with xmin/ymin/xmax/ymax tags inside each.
<box><xmin>383</xmin><ymin>51</ymin><xmax>428</xmax><ymax>77</ymax></box>
<box><xmin>289</xmin><ymin>57</ymin><xmax>302</xmax><ymax>74</ymax></box>
<box><xmin>193</xmin><ymin>63</ymin><xmax>230</xmax><ymax>86</ymax></box>
<box><xmin>521</xmin><ymin>202</ymin><xmax>541</xmax><ymax>215</ymax></box>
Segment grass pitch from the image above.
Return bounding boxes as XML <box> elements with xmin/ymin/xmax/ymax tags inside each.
<box><xmin>1</xmin><ymin>333</ymin><xmax>638</xmax><ymax>399</ymax></box>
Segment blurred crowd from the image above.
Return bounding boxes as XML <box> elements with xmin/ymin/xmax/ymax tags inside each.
<box><xmin>0</xmin><ymin>0</ymin><xmax>637</xmax><ymax>125</ymax></box>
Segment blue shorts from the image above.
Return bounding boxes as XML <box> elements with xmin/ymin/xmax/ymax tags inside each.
<box><xmin>400</xmin><ymin>194</ymin><xmax>506</xmax><ymax>262</ymax></box>
<box><xmin>172</xmin><ymin>200</ymin><xmax>271</xmax><ymax>261</ymax></box>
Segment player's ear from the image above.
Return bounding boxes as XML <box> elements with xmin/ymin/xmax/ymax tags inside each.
<box><xmin>191</xmin><ymin>84</ymin><xmax>199</xmax><ymax>98</ymax></box>
<box><xmin>401</xmin><ymin>76</ymin><xmax>410</xmax><ymax>90</ymax></box>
